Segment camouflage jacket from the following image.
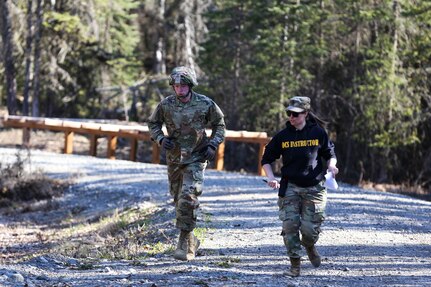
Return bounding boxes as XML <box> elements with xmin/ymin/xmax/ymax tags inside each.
<box><xmin>148</xmin><ymin>92</ymin><xmax>226</xmax><ymax>164</ymax></box>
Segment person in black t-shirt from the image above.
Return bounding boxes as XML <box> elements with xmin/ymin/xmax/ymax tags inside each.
<box><xmin>261</xmin><ymin>96</ymin><xmax>338</xmax><ymax>277</ymax></box>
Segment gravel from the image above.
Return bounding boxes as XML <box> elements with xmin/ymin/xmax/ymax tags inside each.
<box><xmin>0</xmin><ymin>147</ymin><xmax>430</xmax><ymax>287</ymax></box>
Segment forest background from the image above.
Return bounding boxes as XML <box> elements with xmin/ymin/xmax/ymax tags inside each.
<box><xmin>0</xmin><ymin>0</ymin><xmax>430</xmax><ymax>198</ymax></box>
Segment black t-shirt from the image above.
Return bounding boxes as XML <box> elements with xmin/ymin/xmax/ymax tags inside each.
<box><xmin>261</xmin><ymin>120</ymin><xmax>336</xmax><ymax>188</ymax></box>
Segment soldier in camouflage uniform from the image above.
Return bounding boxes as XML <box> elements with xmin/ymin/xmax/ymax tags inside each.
<box><xmin>148</xmin><ymin>66</ymin><xmax>225</xmax><ymax>261</ymax></box>
<box><xmin>261</xmin><ymin>96</ymin><xmax>338</xmax><ymax>277</ymax></box>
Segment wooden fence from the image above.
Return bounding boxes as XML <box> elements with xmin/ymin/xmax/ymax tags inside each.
<box><xmin>0</xmin><ymin>115</ymin><xmax>270</xmax><ymax>175</ymax></box>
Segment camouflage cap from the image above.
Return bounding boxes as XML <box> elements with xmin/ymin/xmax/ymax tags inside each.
<box><xmin>286</xmin><ymin>96</ymin><xmax>311</xmax><ymax>113</ymax></box>
<box><xmin>168</xmin><ymin>66</ymin><xmax>198</xmax><ymax>87</ymax></box>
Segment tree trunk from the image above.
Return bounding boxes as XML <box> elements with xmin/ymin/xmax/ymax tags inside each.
<box><xmin>32</xmin><ymin>0</ymin><xmax>43</xmax><ymax>117</ymax></box>
<box><xmin>46</xmin><ymin>54</ymin><xmax>56</xmax><ymax>117</ymax></box>
<box><xmin>154</xmin><ymin>0</ymin><xmax>166</xmax><ymax>74</ymax></box>
<box><xmin>23</xmin><ymin>0</ymin><xmax>34</xmax><ymax>116</ymax></box>
<box><xmin>1</xmin><ymin>0</ymin><xmax>18</xmax><ymax>115</ymax></box>
<box><xmin>230</xmin><ymin>3</ymin><xmax>245</xmax><ymax>130</ymax></box>
<box><xmin>278</xmin><ymin>9</ymin><xmax>288</xmax><ymax>128</ymax></box>
<box><xmin>176</xmin><ymin>1</ymin><xmax>196</xmax><ymax>70</ymax></box>
<box><xmin>278</xmin><ymin>0</ymin><xmax>299</xmax><ymax>128</ymax></box>
<box><xmin>389</xmin><ymin>0</ymin><xmax>399</xmax><ymax>122</ymax></box>
<box><xmin>344</xmin><ymin>1</ymin><xmax>361</xmax><ymax>177</ymax></box>
<box><xmin>315</xmin><ymin>0</ymin><xmax>324</xmax><ymax>111</ymax></box>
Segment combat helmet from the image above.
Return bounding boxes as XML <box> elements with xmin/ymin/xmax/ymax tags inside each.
<box><xmin>169</xmin><ymin>66</ymin><xmax>198</xmax><ymax>87</ymax></box>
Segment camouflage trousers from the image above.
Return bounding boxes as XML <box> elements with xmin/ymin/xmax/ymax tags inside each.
<box><xmin>278</xmin><ymin>181</ymin><xmax>327</xmax><ymax>258</ymax></box>
<box><xmin>167</xmin><ymin>161</ymin><xmax>207</xmax><ymax>232</ymax></box>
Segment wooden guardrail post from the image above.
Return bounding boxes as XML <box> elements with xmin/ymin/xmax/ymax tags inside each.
<box><xmin>130</xmin><ymin>138</ymin><xmax>138</xmax><ymax>161</ymax></box>
<box><xmin>107</xmin><ymin>135</ymin><xmax>117</xmax><ymax>159</ymax></box>
<box><xmin>89</xmin><ymin>134</ymin><xmax>98</xmax><ymax>156</ymax></box>
<box><xmin>64</xmin><ymin>131</ymin><xmax>74</xmax><ymax>154</ymax></box>
<box><xmin>22</xmin><ymin>128</ymin><xmax>31</xmax><ymax>147</ymax></box>
<box><xmin>215</xmin><ymin>142</ymin><xmax>225</xmax><ymax>171</ymax></box>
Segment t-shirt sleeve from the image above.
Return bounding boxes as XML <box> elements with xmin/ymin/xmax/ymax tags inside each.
<box><xmin>261</xmin><ymin>134</ymin><xmax>282</xmax><ymax>165</ymax></box>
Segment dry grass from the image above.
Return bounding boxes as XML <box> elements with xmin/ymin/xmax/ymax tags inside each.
<box><xmin>54</xmin><ymin>206</ymin><xmax>177</xmax><ymax>261</ymax></box>
<box><xmin>0</xmin><ymin>149</ymin><xmax>70</xmax><ymax>210</ymax></box>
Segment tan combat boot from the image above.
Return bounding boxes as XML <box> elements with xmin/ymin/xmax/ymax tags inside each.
<box><xmin>173</xmin><ymin>230</ymin><xmax>189</xmax><ymax>261</ymax></box>
<box><xmin>305</xmin><ymin>245</ymin><xmax>321</xmax><ymax>267</ymax></box>
<box><xmin>285</xmin><ymin>257</ymin><xmax>301</xmax><ymax>277</ymax></box>
<box><xmin>186</xmin><ymin>232</ymin><xmax>200</xmax><ymax>260</ymax></box>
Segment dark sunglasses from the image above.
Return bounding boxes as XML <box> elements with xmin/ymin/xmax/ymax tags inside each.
<box><xmin>286</xmin><ymin>111</ymin><xmax>304</xmax><ymax>117</ymax></box>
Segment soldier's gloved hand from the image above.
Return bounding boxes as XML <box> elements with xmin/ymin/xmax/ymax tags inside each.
<box><xmin>160</xmin><ymin>137</ymin><xmax>174</xmax><ymax>150</ymax></box>
<box><xmin>203</xmin><ymin>145</ymin><xmax>216</xmax><ymax>161</ymax></box>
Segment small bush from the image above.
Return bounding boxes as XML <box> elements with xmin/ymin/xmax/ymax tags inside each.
<box><xmin>0</xmin><ymin>150</ymin><xmax>68</xmax><ymax>208</ymax></box>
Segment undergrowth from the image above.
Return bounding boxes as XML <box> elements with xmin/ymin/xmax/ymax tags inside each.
<box><xmin>55</xmin><ymin>206</ymin><xmax>214</xmax><ymax>262</ymax></box>
<box><xmin>55</xmin><ymin>206</ymin><xmax>176</xmax><ymax>261</ymax></box>
<box><xmin>0</xmin><ymin>149</ymin><xmax>69</xmax><ymax>209</ymax></box>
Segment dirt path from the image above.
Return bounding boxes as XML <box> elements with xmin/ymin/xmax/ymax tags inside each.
<box><xmin>0</xmin><ymin>148</ymin><xmax>430</xmax><ymax>287</ymax></box>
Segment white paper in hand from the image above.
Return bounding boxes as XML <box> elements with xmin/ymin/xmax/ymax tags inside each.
<box><xmin>324</xmin><ymin>171</ymin><xmax>338</xmax><ymax>190</ymax></box>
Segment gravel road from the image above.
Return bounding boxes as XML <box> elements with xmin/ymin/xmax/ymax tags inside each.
<box><xmin>0</xmin><ymin>147</ymin><xmax>430</xmax><ymax>287</ymax></box>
